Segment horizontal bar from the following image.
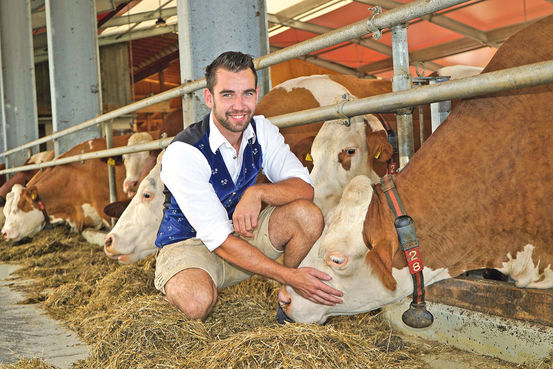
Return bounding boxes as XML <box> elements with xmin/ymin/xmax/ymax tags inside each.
<box><xmin>3</xmin><ymin>58</ymin><xmax>551</xmax><ymax>176</ymax></box>
<box><xmin>0</xmin><ymin>138</ymin><xmax>173</xmax><ymax>175</ymax></box>
<box><xmin>270</xmin><ymin>59</ymin><xmax>553</xmax><ymax>127</ymax></box>
<box><xmin>2</xmin><ymin>0</ymin><xmax>469</xmax><ymax>160</ymax></box>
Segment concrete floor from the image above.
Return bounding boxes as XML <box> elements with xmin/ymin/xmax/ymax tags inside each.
<box><xmin>0</xmin><ymin>264</ymin><xmax>89</xmax><ymax>368</ymax></box>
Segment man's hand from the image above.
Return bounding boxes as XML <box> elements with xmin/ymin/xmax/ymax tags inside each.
<box><xmin>232</xmin><ymin>186</ymin><xmax>262</xmax><ymax>238</ymax></box>
<box><xmin>286</xmin><ymin>267</ymin><xmax>343</xmax><ymax>306</ymax></box>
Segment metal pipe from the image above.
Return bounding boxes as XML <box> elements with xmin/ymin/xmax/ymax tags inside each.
<box><xmin>2</xmin><ymin>59</ymin><xmax>552</xmax><ymax>176</ymax></box>
<box><xmin>256</xmin><ymin>0</ymin><xmax>468</xmax><ymax>70</ymax></box>
<box><xmin>391</xmin><ymin>23</ymin><xmax>414</xmax><ymax>168</ymax></box>
<box><xmin>4</xmin><ymin>0</ymin><xmax>470</xmax><ymax>159</ymax></box>
<box><xmin>0</xmin><ymin>138</ymin><xmax>173</xmax><ymax>175</ymax></box>
<box><xmin>270</xmin><ymin>59</ymin><xmax>553</xmax><ymax>126</ymax></box>
<box><xmin>104</xmin><ymin>122</ymin><xmax>117</xmax><ymax>206</ymax></box>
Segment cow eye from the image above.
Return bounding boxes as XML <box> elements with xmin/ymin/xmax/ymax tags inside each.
<box><xmin>326</xmin><ymin>252</ymin><xmax>349</xmax><ymax>268</ymax></box>
<box><xmin>330</xmin><ymin>255</ymin><xmax>346</xmax><ymax>264</ymax></box>
<box><xmin>346</xmin><ymin>148</ymin><xmax>356</xmax><ymax>155</ymax></box>
<box><xmin>143</xmin><ymin>192</ymin><xmax>152</xmax><ymax>199</ymax></box>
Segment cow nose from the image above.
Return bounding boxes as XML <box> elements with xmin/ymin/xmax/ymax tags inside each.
<box><xmin>277</xmin><ymin>286</ymin><xmax>294</xmax><ymax>324</ymax></box>
<box><xmin>104</xmin><ymin>234</ymin><xmax>113</xmax><ymax>247</ymax></box>
<box><xmin>104</xmin><ymin>234</ymin><xmax>115</xmax><ymax>254</ymax></box>
<box><xmin>2</xmin><ymin>230</ymin><xmax>7</xmax><ymax>239</ymax></box>
<box><xmin>123</xmin><ymin>180</ymin><xmax>138</xmax><ymax>193</ymax></box>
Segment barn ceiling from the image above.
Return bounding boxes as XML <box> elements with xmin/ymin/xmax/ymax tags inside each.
<box><xmin>29</xmin><ymin>0</ymin><xmax>553</xmax><ymax>85</ymax></box>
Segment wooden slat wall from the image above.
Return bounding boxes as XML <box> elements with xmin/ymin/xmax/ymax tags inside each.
<box><xmin>426</xmin><ymin>277</ymin><xmax>553</xmax><ymax>327</ymax></box>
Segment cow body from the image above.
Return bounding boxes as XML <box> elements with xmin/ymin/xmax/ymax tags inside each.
<box><xmin>278</xmin><ymin>15</ymin><xmax>553</xmax><ymax>324</ymax></box>
<box><xmin>2</xmin><ymin>136</ymin><xmax>128</xmax><ymax>241</ymax></box>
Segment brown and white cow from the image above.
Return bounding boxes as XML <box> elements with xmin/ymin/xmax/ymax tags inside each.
<box><xmin>0</xmin><ymin>150</ymin><xmax>55</xmax><ymax>226</ymax></box>
<box><xmin>122</xmin><ymin>131</ymin><xmax>156</xmax><ymax>196</ymax></box>
<box><xmin>104</xmin><ymin>157</ymin><xmax>164</xmax><ymax>263</ymax></box>
<box><xmin>2</xmin><ymin>136</ymin><xmax>129</xmax><ymax>241</ymax></box>
<box><xmin>121</xmin><ymin>108</ymin><xmax>183</xmax><ymax>196</ymax></box>
<box><xmin>277</xmin><ymin>15</ymin><xmax>553</xmax><ymax>324</ymax></box>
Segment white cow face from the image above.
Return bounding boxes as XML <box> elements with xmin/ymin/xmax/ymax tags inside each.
<box><xmin>2</xmin><ymin>184</ymin><xmax>46</xmax><ymax>241</ymax></box>
<box><xmin>310</xmin><ymin>114</ymin><xmax>388</xmax><ymax>219</ymax></box>
<box><xmin>122</xmin><ymin>132</ymin><xmax>153</xmax><ymax>195</ymax></box>
<box><xmin>104</xmin><ymin>163</ymin><xmax>163</xmax><ymax>264</ymax></box>
<box><xmin>279</xmin><ymin>176</ymin><xmax>406</xmax><ymax>324</ymax></box>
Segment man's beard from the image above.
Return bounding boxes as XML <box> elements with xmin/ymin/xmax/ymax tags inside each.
<box><xmin>213</xmin><ymin>104</ymin><xmax>253</xmax><ymax>133</ymax></box>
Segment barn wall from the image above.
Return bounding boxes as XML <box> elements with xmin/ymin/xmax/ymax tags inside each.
<box><xmin>100</xmin><ymin>43</ymin><xmax>132</xmax><ymax>113</ymax></box>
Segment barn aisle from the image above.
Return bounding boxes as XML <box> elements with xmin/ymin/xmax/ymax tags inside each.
<box><xmin>0</xmin><ymin>264</ymin><xmax>89</xmax><ymax>368</ymax></box>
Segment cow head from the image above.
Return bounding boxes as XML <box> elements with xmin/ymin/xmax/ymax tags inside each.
<box><xmin>310</xmin><ymin>114</ymin><xmax>393</xmax><ymax>219</ymax></box>
<box><xmin>104</xmin><ymin>162</ymin><xmax>163</xmax><ymax>263</ymax></box>
<box><xmin>2</xmin><ymin>184</ymin><xmax>48</xmax><ymax>241</ymax></box>
<box><xmin>122</xmin><ymin>132</ymin><xmax>154</xmax><ymax>196</ymax></box>
<box><xmin>278</xmin><ymin>175</ymin><xmax>412</xmax><ymax>324</ymax></box>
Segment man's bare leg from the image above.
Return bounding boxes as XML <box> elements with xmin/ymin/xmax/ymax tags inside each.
<box><xmin>164</xmin><ymin>268</ymin><xmax>218</xmax><ymax>320</ymax></box>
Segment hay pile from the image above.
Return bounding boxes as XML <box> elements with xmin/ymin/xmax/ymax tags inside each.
<box><xmin>0</xmin><ymin>225</ymin><xmax>531</xmax><ymax>369</ymax></box>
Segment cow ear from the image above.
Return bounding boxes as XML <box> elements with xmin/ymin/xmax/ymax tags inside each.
<box><xmin>103</xmin><ymin>198</ymin><xmax>132</xmax><ymax>218</ymax></box>
<box><xmin>367</xmin><ymin>130</ymin><xmax>394</xmax><ymax>163</ymax></box>
<box><xmin>365</xmin><ymin>240</ymin><xmax>397</xmax><ymax>291</ymax></box>
<box><xmin>26</xmin><ymin>186</ymin><xmax>39</xmax><ymax>201</ymax></box>
<box><xmin>363</xmin><ymin>195</ymin><xmax>397</xmax><ymax>291</ymax></box>
<box><xmin>101</xmin><ymin>155</ymin><xmax>123</xmax><ymax>166</ymax></box>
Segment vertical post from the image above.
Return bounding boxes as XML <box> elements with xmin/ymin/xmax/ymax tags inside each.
<box><xmin>430</xmin><ymin>77</ymin><xmax>452</xmax><ymax>133</ymax></box>
<box><xmin>0</xmin><ymin>0</ymin><xmax>39</xmax><ymax>168</ymax></box>
<box><xmin>176</xmin><ymin>0</ymin><xmax>270</xmax><ymax>126</ymax></box>
<box><xmin>104</xmin><ymin>122</ymin><xmax>117</xmax><ymax>227</ymax></box>
<box><xmin>45</xmin><ymin>0</ymin><xmax>102</xmax><ymax>155</ymax></box>
<box><xmin>391</xmin><ymin>24</ymin><xmax>414</xmax><ymax>168</ymax></box>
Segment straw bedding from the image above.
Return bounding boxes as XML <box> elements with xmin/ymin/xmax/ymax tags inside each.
<box><xmin>0</xmin><ymin>225</ymin><xmax>534</xmax><ymax>369</ymax></box>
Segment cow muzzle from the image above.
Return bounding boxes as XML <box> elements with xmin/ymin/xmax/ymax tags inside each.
<box><xmin>276</xmin><ymin>304</ymin><xmax>295</xmax><ymax>324</ymax></box>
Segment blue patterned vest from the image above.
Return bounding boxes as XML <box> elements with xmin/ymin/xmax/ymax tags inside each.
<box><xmin>155</xmin><ymin>114</ymin><xmax>263</xmax><ymax>248</ymax></box>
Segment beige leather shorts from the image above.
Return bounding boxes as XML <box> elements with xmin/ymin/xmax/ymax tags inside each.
<box><xmin>154</xmin><ymin>206</ymin><xmax>282</xmax><ymax>293</ymax></box>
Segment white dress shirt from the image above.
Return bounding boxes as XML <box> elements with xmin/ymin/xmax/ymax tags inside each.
<box><xmin>160</xmin><ymin>114</ymin><xmax>313</xmax><ymax>251</ymax></box>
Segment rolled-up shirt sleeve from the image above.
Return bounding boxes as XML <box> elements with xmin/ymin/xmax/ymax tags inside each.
<box><xmin>160</xmin><ymin>142</ymin><xmax>233</xmax><ymax>251</ymax></box>
<box><xmin>254</xmin><ymin>116</ymin><xmax>313</xmax><ymax>187</ymax></box>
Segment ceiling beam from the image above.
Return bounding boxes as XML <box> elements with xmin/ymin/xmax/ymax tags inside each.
<box><xmin>354</xmin><ymin>0</ymin><xmax>492</xmax><ymax>45</ymax></box>
<box><xmin>357</xmin><ymin>19</ymin><xmax>530</xmax><ymax>74</ymax></box>
<box><xmin>34</xmin><ymin>25</ymin><xmax>178</xmax><ymax>64</ymax></box>
<box><xmin>100</xmin><ymin>7</ymin><xmax>177</xmax><ymax>28</ymax></box>
<box><xmin>267</xmin><ymin>12</ymin><xmax>393</xmax><ymax>56</ymax></box>
<box><xmin>267</xmin><ymin>12</ymin><xmax>442</xmax><ymax>73</ymax></box>
<box><xmin>275</xmin><ymin>0</ymin><xmax>333</xmax><ymax>19</ymax></box>
<box><xmin>133</xmin><ymin>49</ymin><xmax>179</xmax><ymax>84</ymax></box>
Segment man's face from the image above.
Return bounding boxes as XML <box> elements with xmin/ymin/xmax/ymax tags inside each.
<box><xmin>204</xmin><ymin>68</ymin><xmax>259</xmax><ymax>134</ymax></box>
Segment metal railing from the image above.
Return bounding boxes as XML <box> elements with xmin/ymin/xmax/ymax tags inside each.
<box><xmin>2</xmin><ymin>58</ymin><xmax>552</xmax><ymax>175</ymax></box>
<box><xmin>0</xmin><ymin>0</ymin><xmax>469</xmax><ymax>174</ymax></box>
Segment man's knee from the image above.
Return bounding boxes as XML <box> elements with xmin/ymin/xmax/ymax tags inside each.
<box><xmin>286</xmin><ymin>199</ymin><xmax>324</xmax><ymax>237</ymax></box>
<box><xmin>164</xmin><ymin>269</ymin><xmax>217</xmax><ymax>320</ymax></box>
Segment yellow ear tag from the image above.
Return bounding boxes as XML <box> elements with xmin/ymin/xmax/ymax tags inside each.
<box><xmin>107</xmin><ymin>158</ymin><xmax>115</xmax><ymax>166</ymax></box>
<box><xmin>374</xmin><ymin>150</ymin><xmax>381</xmax><ymax>159</ymax></box>
<box><xmin>31</xmin><ymin>193</ymin><xmax>37</xmax><ymax>200</ymax></box>
<box><xmin>305</xmin><ymin>153</ymin><xmax>313</xmax><ymax>162</ymax></box>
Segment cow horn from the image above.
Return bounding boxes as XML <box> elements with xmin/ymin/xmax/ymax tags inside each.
<box><xmin>401</xmin><ymin>302</ymin><xmax>434</xmax><ymax>328</ymax></box>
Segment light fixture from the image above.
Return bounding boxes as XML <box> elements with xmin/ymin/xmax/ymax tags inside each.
<box><xmin>155</xmin><ymin>0</ymin><xmax>166</xmax><ymax>27</ymax></box>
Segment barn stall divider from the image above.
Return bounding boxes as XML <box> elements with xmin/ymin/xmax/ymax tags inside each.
<box><xmin>1</xmin><ymin>0</ymin><xmax>553</xmax><ymax>367</ymax></box>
